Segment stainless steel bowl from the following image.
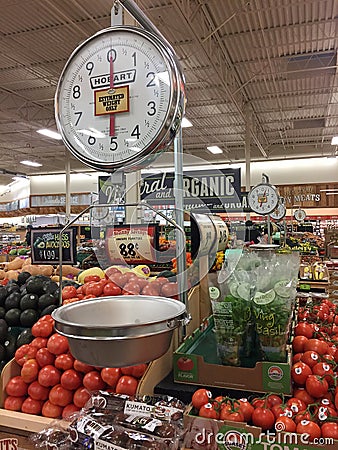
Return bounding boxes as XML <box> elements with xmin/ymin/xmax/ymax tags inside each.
<box><xmin>52</xmin><ymin>296</ymin><xmax>189</xmax><ymax>367</ymax></box>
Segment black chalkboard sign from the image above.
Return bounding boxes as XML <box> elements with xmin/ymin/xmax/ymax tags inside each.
<box><xmin>31</xmin><ymin>227</ymin><xmax>77</xmax><ymax>265</ymax></box>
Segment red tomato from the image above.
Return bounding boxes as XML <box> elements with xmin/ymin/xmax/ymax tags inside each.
<box><xmin>28</xmin><ymin>381</ymin><xmax>50</xmax><ymax>401</ymax></box>
<box><xmin>15</xmin><ymin>344</ymin><xmax>37</xmax><ymax>366</ymax></box>
<box><xmin>4</xmin><ymin>396</ymin><xmax>25</xmax><ymax>411</ymax></box>
<box><xmin>296</xmin><ymin>420</ymin><xmax>321</xmax><ymax>441</ymax></box>
<box><xmin>292</xmin><ymin>336</ymin><xmax>308</xmax><ymax>353</ymax></box>
<box><xmin>6</xmin><ymin>376</ymin><xmax>28</xmax><ymax>397</ymax></box>
<box><xmin>21</xmin><ymin>397</ymin><xmax>43</xmax><ymax>415</ymax></box>
<box><xmin>38</xmin><ymin>365</ymin><xmax>61</xmax><ymax>387</ymax></box>
<box><xmin>115</xmin><ymin>375</ymin><xmax>138</xmax><ymax>396</ymax></box>
<box><xmin>84</xmin><ymin>275</ymin><xmax>101</xmax><ymax>283</ymax></box>
<box><xmin>36</xmin><ymin>348</ymin><xmax>55</xmax><ymax>368</ymax></box>
<box><xmin>305</xmin><ymin>375</ymin><xmax>329</xmax><ymax>398</ymax></box>
<box><xmin>47</xmin><ymin>333</ymin><xmax>69</xmax><ymax>355</ymax></box>
<box><xmin>49</xmin><ymin>384</ymin><xmax>73</xmax><ymax>407</ymax></box>
<box><xmin>61</xmin><ymin>369</ymin><xmax>83</xmax><ymax>391</ymax></box>
<box><xmin>42</xmin><ymin>400</ymin><xmax>63</xmax><ymax>418</ymax></box>
<box><xmin>62</xmin><ymin>403</ymin><xmax>80</xmax><ymax>419</ymax></box>
<box><xmin>275</xmin><ymin>416</ymin><xmax>296</xmax><ymax>433</ymax></box>
<box><xmin>312</xmin><ymin>362</ymin><xmax>334</xmax><ymax>385</ymax></box>
<box><xmin>73</xmin><ymin>360</ymin><xmax>95</xmax><ymax>373</ymax></box>
<box><xmin>267</xmin><ymin>394</ymin><xmax>282</xmax><ymax>407</ymax></box>
<box><xmin>121</xmin><ymin>364</ymin><xmax>147</xmax><ymax>379</ymax></box>
<box><xmin>301</xmin><ymin>350</ymin><xmax>320</xmax><ymax>368</ymax></box>
<box><xmin>220</xmin><ymin>405</ymin><xmax>244</xmax><ymax>422</ymax></box>
<box><xmin>192</xmin><ymin>388</ymin><xmax>213</xmax><ymax>410</ymax></box>
<box><xmin>83</xmin><ymin>371</ymin><xmax>106</xmax><ymax>391</ymax></box>
<box><xmin>122</xmin><ymin>282</ymin><xmax>141</xmax><ymax>295</ymax></box>
<box><xmin>321</xmin><ymin>422</ymin><xmax>338</xmax><ymax>439</ymax></box>
<box><xmin>30</xmin><ymin>337</ymin><xmax>48</xmax><ymax>349</ymax></box>
<box><xmin>85</xmin><ymin>281</ymin><xmax>103</xmax><ymax>297</ymax></box>
<box><xmin>21</xmin><ymin>359</ymin><xmax>39</xmax><ymax>383</ymax></box>
<box><xmin>199</xmin><ymin>403</ymin><xmax>219</xmax><ymax>419</ymax></box>
<box><xmin>294</xmin><ymin>322</ymin><xmax>314</xmax><ymax>338</ymax></box>
<box><xmin>291</xmin><ymin>361</ymin><xmax>312</xmax><ymax>385</ymax></box>
<box><xmin>73</xmin><ymin>387</ymin><xmax>91</xmax><ymax>408</ymax></box>
<box><xmin>141</xmin><ymin>284</ymin><xmax>161</xmax><ymax>296</ymax></box>
<box><xmin>55</xmin><ymin>353</ymin><xmax>75</xmax><ymax>371</ymax></box>
<box><xmin>161</xmin><ymin>282</ymin><xmax>179</xmax><ymax>298</ymax></box>
<box><xmin>293</xmin><ymin>387</ymin><xmax>315</xmax><ymax>405</ymax></box>
<box><xmin>62</xmin><ymin>285</ymin><xmax>78</xmax><ymax>300</ymax></box>
<box><xmin>238</xmin><ymin>398</ymin><xmax>254</xmax><ymax>422</ymax></box>
<box><xmin>252</xmin><ymin>407</ymin><xmax>275</xmax><ymax>430</ymax></box>
<box><xmin>101</xmin><ymin>368</ymin><xmax>121</xmax><ymax>388</ymax></box>
<box><xmin>286</xmin><ymin>397</ymin><xmax>307</xmax><ymax>414</ymax></box>
<box><xmin>304</xmin><ymin>339</ymin><xmax>329</xmax><ymax>355</ymax></box>
<box><xmin>32</xmin><ymin>320</ymin><xmax>54</xmax><ymax>338</ymax></box>
<box><xmin>103</xmin><ymin>282</ymin><xmax>122</xmax><ymax>297</ymax></box>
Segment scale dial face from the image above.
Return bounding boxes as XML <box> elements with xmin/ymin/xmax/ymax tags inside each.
<box><xmin>55</xmin><ymin>26</ymin><xmax>185</xmax><ymax>171</ymax></box>
<box><xmin>248</xmin><ymin>183</ymin><xmax>279</xmax><ymax>215</ymax></box>
<box><xmin>294</xmin><ymin>209</ymin><xmax>306</xmax><ymax>222</ymax></box>
<box><xmin>270</xmin><ymin>203</ymin><xmax>286</xmax><ymax>221</ymax></box>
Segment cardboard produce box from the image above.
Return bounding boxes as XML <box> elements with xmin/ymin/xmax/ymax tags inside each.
<box><xmin>183</xmin><ymin>404</ymin><xmax>262</xmax><ymax>450</ymax></box>
<box><xmin>173</xmin><ymin>317</ymin><xmax>291</xmax><ymax>394</ymax></box>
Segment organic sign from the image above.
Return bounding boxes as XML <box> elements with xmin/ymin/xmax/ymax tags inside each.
<box><xmin>105</xmin><ymin>224</ymin><xmax>159</xmax><ymax>265</ymax></box>
<box><xmin>140</xmin><ymin>168</ymin><xmax>242</xmax><ymax>212</ymax></box>
<box><xmin>31</xmin><ymin>228</ymin><xmax>77</xmax><ymax>265</ymax></box>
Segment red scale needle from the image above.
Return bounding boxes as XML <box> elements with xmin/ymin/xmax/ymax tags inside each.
<box><xmin>109</xmin><ymin>54</ymin><xmax>115</xmax><ymax>137</ymax></box>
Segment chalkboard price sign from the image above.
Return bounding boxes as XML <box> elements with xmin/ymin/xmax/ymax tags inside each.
<box><xmin>31</xmin><ymin>228</ymin><xmax>77</xmax><ymax>265</ymax></box>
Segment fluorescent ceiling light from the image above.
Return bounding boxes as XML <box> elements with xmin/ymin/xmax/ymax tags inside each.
<box><xmin>182</xmin><ymin>117</ymin><xmax>193</xmax><ymax>128</ymax></box>
<box><xmin>20</xmin><ymin>160</ymin><xmax>42</xmax><ymax>167</ymax></box>
<box><xmin>207</xmin><ymin>145</ymin><xmax>223</xmax><ymax>154</ymax></box>
<box><xmin>37</xmin><ymin>128</ymin><xmax>62</xmax><ymax>140</ymax></box>
<box><xmin>331</xmin><ymin>136</ymin><xmax>338</xmax><ymax>145</ymax></box>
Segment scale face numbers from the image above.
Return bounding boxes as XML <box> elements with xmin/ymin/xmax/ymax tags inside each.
<box><xmin>55</xmin><ymin>26</ymin><xmax>185</xmax><ymax>171</ymax></box>
<box><xmin>294</xmin><ymin>209</ymin><xmax>306</xmax><ymax>222</ymax></box>
<box><xmin>248</xmin><ymin>183</ymin><xmax>279</xmax><ymax>215</ymax></box>
<box><xmin>270</xmin><ymin>203</ymin><xmax>286</xmax><ymax>221</ymax></box>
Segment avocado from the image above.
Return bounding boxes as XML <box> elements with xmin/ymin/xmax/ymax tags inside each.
<box><xmin>4</xmin><ymin>334</ymin><xmax>16</xmax><ymax>359</ymax></box>
<box><xmin>5</xmin><ymin>308</ymin><xmax>21</xmax><ymax>326</ymax></box>
<box><xmin>26</xmin><ymin>277</ymin><xmax>45</xmax><ymax>296</ymax></box>
<box><xmin>40</xmin><ymin>304</ymin><xmax>58</xmax><ymax>317</ymax></box>
<box><xmin>0</xmin><ymin>343</ymin><xmax>5</xmax><ymax>361</ymax></box>
<box><xmin>20</xmin><ymin>293</ymin><xmax>38</xmax><ymax>311</ymax></box>
<box><xmin>17</xmin><ymin>271</ymin><xmax>32</xmax><ymax>286</ymax></box>
<box><xmin>38</xmin><ymin>293</ymin><xmax>58</xmax><ymax>311</ymax></box>
<box><xmin>42</xmin><ymin>280</ymin><xmax>58</xmax><ymax>295</ymax></box>
<box><xmin>0</xmin><ymin>307</ymin><xmax>5</xmax><ymax>319</ymax></box>
<box><xmin>16</xmin><ymin>328</ymin><xmax>33</xmax><ymax>347</ymax></box>
<box><xmin>20</xmin><ymin>309</ymin><xmax>39</xmax><ymax>327</ymax></box>
<box><xmin>4</xmin><ymin>292</ymin><xmax>21</xmax><ymax>311</ymax></box>
<box><xmin>0</xmin><ymin>318</ymin><xmax>8</xmax><ymax>343</ymax></box>
<box><xmin>0</xmin><ymin>286</ymin><xmax>8</xmax><ymax>306</ymax></box>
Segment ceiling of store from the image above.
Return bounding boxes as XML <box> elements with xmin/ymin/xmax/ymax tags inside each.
<box><xmin>0</xmin><ymin>0</ymin><xmax>337</xmax><ymax>186</ymax></box>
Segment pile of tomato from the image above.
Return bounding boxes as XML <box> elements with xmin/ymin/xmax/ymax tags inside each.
<box><xmin>62</xmin><ymin>269</ymin><xmax>178</xmax><ymax>305</ymax></box>
<box><xmin>189</xmin><ymin>296</ymin><xmax>338</xmax><ymax>441</ymax></box>
<box><xmin>3</xmin><ymin>314</ymin><xmax>147</xmax><ymax>419</ymax></box>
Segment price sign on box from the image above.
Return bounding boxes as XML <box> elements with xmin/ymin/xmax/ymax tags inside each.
<box><xmin>105</xmin><ymin>224</ymin><xmax>159</xmax><ymax>265</ymax></box>
<box><xmin>31</xmin><ymin>227</ymin><xmax>77</xmax><ymax>265</ymax></box>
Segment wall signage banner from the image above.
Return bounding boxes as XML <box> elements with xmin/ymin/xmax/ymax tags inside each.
<box><xmin>140</xmin><ymin>168</ymin><xmax>242</xmax><ymax>212</ymax></box>
<box><xmin>31</xmin><ymin>227</ymin><xmax>77</xmax><ymax>265</ymax></box>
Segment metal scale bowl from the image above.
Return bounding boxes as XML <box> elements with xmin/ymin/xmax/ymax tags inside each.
<box><xmin>52</xmin><ymin>295</ymin><xmax>189</xmax><ymax>367</ymax></box>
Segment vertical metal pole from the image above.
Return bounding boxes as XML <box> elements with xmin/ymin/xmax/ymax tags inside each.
<box><xmin>65</xmin><ymin>155</ymin><xmax>71</xmax><ymax>223</ymax></box>
<box><xmin>245</xmin><ymin>106</ymin><xmax>251</xmax><ymax>221</ymax></box>
<box><xmin>173</xmin><ymin>129</ymin><xmax>187</xmax><ymax>308</ymax></box>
